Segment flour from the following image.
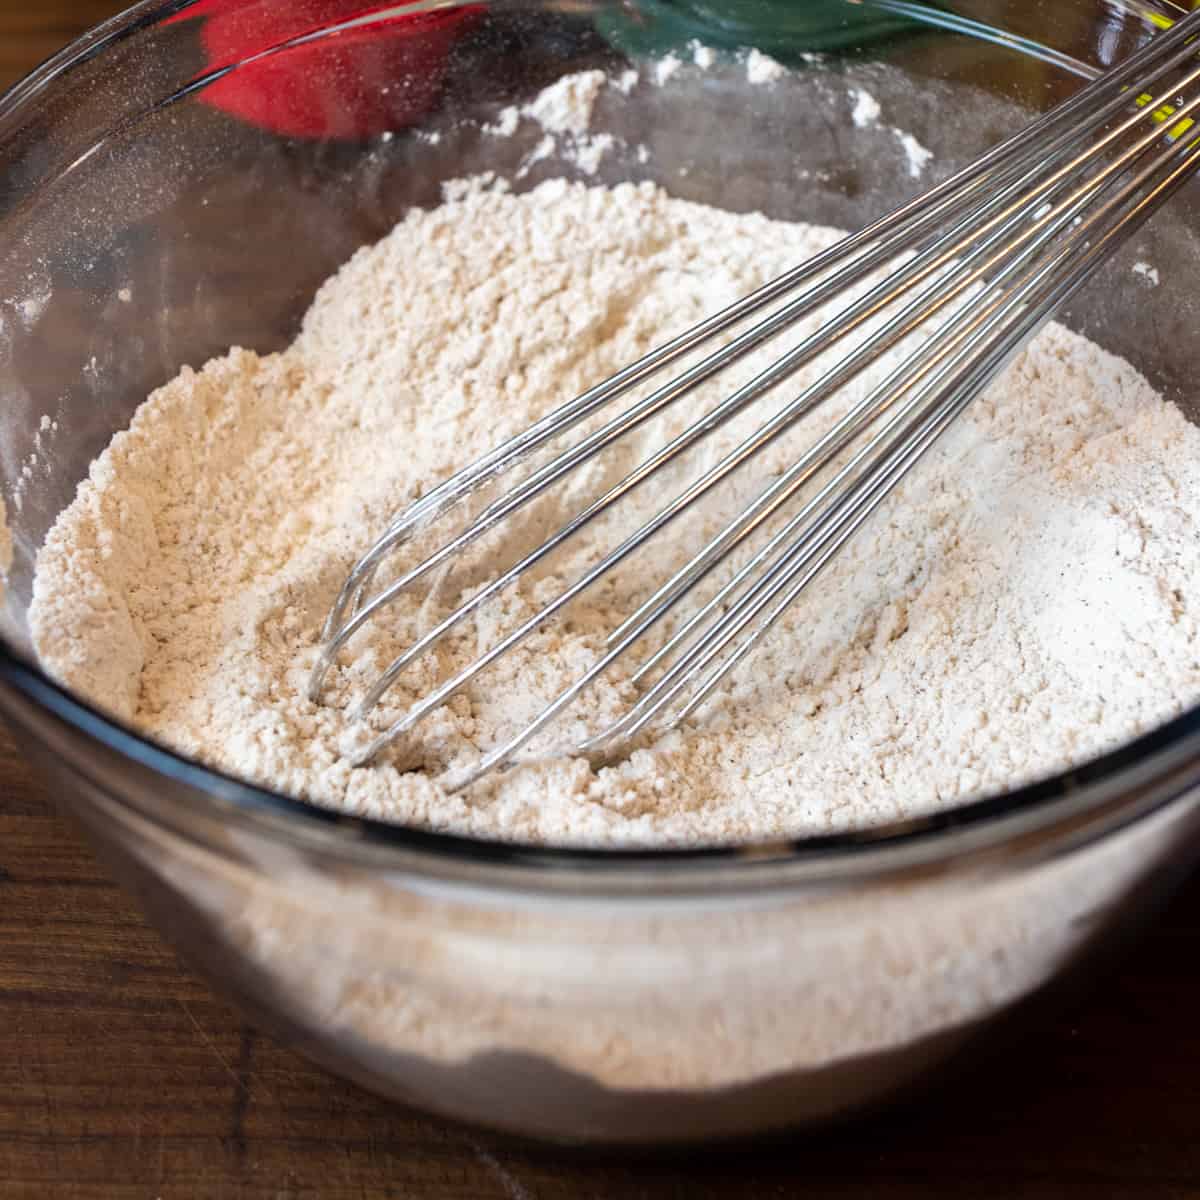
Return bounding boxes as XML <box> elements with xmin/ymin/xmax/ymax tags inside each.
<box><xmin>654</xmin><ymin>55</ymin><xmax>683</xmax><ymax>86</ymax></box>
<box><xmin>850</xmin><ymin>85</ymin><xmax>882</xmax><ymax>128</ymax></box>
<box><xmin>19</xmin><ymin>290</ymin><xmax>50</xmax><ymax>328</ymax></box>
<box><xmin>745</xmin><ymin>49</ymin><xmax>787</xmax><ymax>85</ymax></box>
<box><xmin>519</xmin><ymin>70</ymin><xmax>605</xmax><ymax>136</ymax></box>
<box><xmin>844</xmin><ymin>83</ymin><xmax>932</xmax><ymax>176</ymax></box>
<box><xmin>568</xmin><ymin>131</ymin><xmax>615</xmax><ymax>176</ymax></box>
<box><xmin>493</xmin><ymin>56</ymin><xmax>877</xmax><ymax>184</ymax></box>
<box><xmin>1133</xmin><ymin>260</ymin><xmax>1161</xmax><ymax>286</ymax></box>
<box><xmin>490</xmin><ymin>70</ymin><xmax>618</xmax><ymax>178</ymax></box>
<box><xmin>895</xmin><ymin>128</ymin><xmax>933</xmax><ymax>177</ymax></box>
<box><xmin>482</xmin><ymin>106</ymin><xmax>520</xmax><ymax>139</ymax></box>
<box><xmin>29</xmin><ymin>178</ymin><xmax>1200</xmax><ymax>848</ymax></box>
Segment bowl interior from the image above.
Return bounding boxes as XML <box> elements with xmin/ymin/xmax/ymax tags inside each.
<box><xmin>1</xmin><ymin>0</ymin><xmax>1197</xmax><ymax>844</ymax></box>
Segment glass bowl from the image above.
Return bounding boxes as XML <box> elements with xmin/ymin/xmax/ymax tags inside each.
<box><xmin>1</xmin><ymin>0</ymin><xmax>1199</xmax><ymax>1145</ymax></box>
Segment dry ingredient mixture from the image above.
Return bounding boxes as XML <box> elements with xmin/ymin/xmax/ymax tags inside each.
<box><xmin>14</xmin><ymin>57</ymin><xmax>1200</xmax><ymax>1107</ymax></box>
<box><xmin>28</xmin><ymin>170</ymin><xmax>1200</xmax><ymax>847</ymax></box>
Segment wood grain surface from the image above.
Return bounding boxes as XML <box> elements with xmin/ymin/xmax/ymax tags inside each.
<box><xmin>3</xmin><ymin>3</ymin><xmax>1200</xmax><ymax>1197</ymax></box>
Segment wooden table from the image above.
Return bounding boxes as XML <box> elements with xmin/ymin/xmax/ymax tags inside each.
<box><xmin>4</xmin><ymin>5</ymin><xmax>1200</xmax><ymax>1197</ymax></box>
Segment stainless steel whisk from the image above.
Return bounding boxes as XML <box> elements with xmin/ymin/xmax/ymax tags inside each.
<box><xmin>310</xmin><ymin>9</ymin><xmax>1200</xmax><ymax>790</ymax></box>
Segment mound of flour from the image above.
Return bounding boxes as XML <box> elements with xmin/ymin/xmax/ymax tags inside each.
<box><xmin>29</xmin><ymin>178</ymin><xmax>1200</xmax><ymax>846</ymax></box>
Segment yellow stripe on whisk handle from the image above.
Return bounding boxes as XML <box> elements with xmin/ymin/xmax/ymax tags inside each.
<box><xmin>1133</xmin><ymin>89</ymin><xmax>1195</xmax><ymax>137</ymax></box>
<box><xmin>1139</xmin><ymin>0</ymin><xmax>1200</xmax><ymax>31</ymax></box>
<box><xmin>1115</xmin><ymin>4</ymin><xmax>1200</xmax><ymax>138</ymax></box>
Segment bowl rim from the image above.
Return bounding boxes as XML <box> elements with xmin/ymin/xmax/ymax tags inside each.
<box><xmin>2</xmin><ymin>0</ymin><xmax>1199</xmax><ymax>890</ymax></box>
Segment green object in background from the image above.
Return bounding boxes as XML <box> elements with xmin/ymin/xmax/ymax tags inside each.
<box><xmin>596</xmin><ymin>0</ymin><xmax>920</xmax><ymax>62</ymax></box>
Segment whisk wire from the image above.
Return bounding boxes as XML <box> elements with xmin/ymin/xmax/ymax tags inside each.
<box><xmin>312</xmin><ymin>9</ymin><xmax>1200</xmax><ymax>785</ymax></box>
<box><xmin>317</xmin><ymin>7</ymin><xmax>1200</xmax><ymax>645</ymax></box>
<box><xmin>351</xmin><ymin>57</ymin><xmax>1200</xmax><ymax>724</ymax></box>
<box><xmin>668</xmin><ymin>133</ymin><xmax>1200</xmax><ymax>737</ymax></box>
<box><xmin>570</xmin><ymin>126</ymin><xmax>1200</xmax><ymax>768</ymax></box>
<box><xmin>453</xmin><ymin>122</ymin><xmax>1200</xmax><ymax>786</ymax></box>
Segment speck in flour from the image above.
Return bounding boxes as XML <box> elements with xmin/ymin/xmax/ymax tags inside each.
<box><xmin>1133</xmin><ymin>260</ymin><xmax>1161</xmax><ymax>286</ymax></box>
<box><xmin>745</xmin><ymin>48</ymin><xmax>787</xmax><ymax>85</ymax></box>
<box><xmin>850</xmin><ymin>85</ymin><xmax>882</xmax><ymax>128</ymax></box>
<box><xmin>894</xmin><ymin>127</ymin><xmax>933</xmax><ymax>177</ymax></box>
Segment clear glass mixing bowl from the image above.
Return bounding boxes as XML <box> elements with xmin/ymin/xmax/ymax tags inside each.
<box><xmin>1</xmin><ymin>0</ymin><xmax>1199</xmax><ymax>1145</ymax></box>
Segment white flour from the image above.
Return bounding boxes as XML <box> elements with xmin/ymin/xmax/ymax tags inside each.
<box><xmin>517</xmin><ymin>70</ymin><xmax>605</xmax><ymax>135</ymax></box>
<box><xmin>895</xmin><ymin>127</ymin><xmax>934</xmax><ymax>177</ymax></box>
<box><xmin>850</xmin><ymin>85</ymin><xmax>883</xmax><ymax>128</ymax></box>
<box><xmin>489</xmin><ymin>69</ymin><xmax>620</xmax><ymax>179</ymax></box>
<box><xmin>844</xmin><ymin>83</ymin><xmax>931</xmax><ymax>176</ymax></box>
<box><xmin>745</xmin><ymin>49</ymin><xmax>787</xmax><ymax>85</ymax></box>
<box><xmin>29</xmin><ymin>178</ymin><xmax>1200</xmax><ymax>848</ymax></box>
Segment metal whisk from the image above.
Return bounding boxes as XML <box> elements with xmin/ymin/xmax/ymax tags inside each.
<box><xmin>310</xmin><ymin>9</ymin><xmax>1200</xmax><ymax>791</ymax></box>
